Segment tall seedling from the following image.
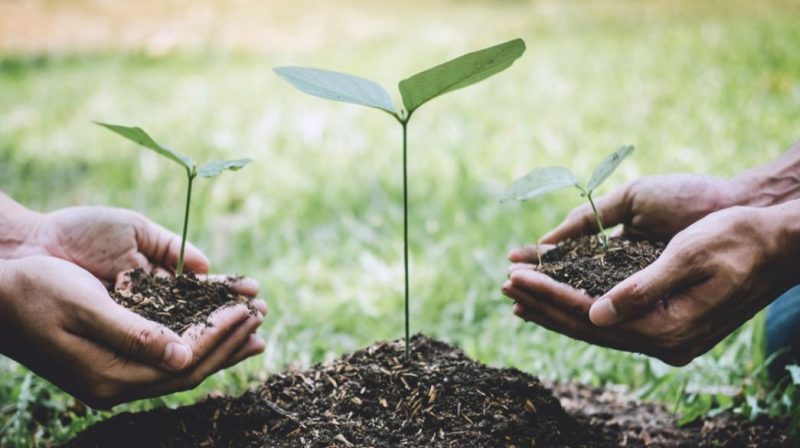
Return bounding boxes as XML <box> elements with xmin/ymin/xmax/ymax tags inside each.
<box><xmin>275</xmin><ymin>38</ymin><xmax>526</xmax><ymax>358</ymax></box>
<box><xmin>501</xmin><ymin>145</ymin><xmax>635</xmax><ymax>249</ymax></box>
<box><xmin>96</xmin><ymin>122</ymin><xmax>252</xmax><ymax>274</ymax></box>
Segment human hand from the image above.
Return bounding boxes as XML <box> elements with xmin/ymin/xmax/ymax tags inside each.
<box><xmin>509</xmin><ymin>174</ymin><xmax>739</xmax><ymax>264</ymax></box>
<box><xmin>0</xmin><ymin>256</ymin><xmax>267</xmax><ymax>408</ymax></box>
<box><xmin>32</xmin><ymin>206</ymin><xmax>209</xmax><ymax>283</ymax></box>
<box><xmin>503</xmin><ymin>203</ymin><xmax>800</xmax><ymax>366</ymax></box>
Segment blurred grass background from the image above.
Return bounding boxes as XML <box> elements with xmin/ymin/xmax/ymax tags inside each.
<box><xmin>1</xmin><ymin>0</ymin><xmax>800</xmax><ymax>445</ymax></box>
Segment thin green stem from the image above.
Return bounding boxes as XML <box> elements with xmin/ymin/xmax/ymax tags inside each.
<box><xmin>401</xmin><ymin>119</ymin><xmax>410</xmax><ymax>361</ymax></box>
<box><xmin>177</xmin><ymin>173</ymin><xmax>195</xmax><ymax>275</ymax></box>
<box><xmin>586</xmin><ymin>193</ymin><xmax>608</xmax><ymax>250</ymax></box>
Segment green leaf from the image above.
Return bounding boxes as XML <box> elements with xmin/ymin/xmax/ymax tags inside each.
<box><xmin>95</xmin><ymin>122</ymin><xmax>195</xmax><ymax>173</ymax></box>
<box><xmin>274</xmin><ymin>67</ymin><xmax>397</xmax><ymax>114</ymax></box>
<box><xmin>197</xmin><ymin>158</ymin><xmax>252</xmax><ymax>178</ymax></box>
<box><xmin>500</xmin><ymin>166</ymin><xmax>578</xmax><ymax>202</ymax></box>
<box><xmin>398</xmin><ymin>38</ymin><xmax>526</xmax><ymax>114</ymax></box>
<box><xmin>586</xmin><ymin>145</ymin><xmax>635</xmax><ymax>194</ymax></box>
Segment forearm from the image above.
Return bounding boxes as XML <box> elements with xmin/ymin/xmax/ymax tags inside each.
<box><xmin>766</xmin><ymin>198</ymin><xmax>800</xmax><ymax>278</ymax></box>
<box><xmin>0</xmin><ymin>192</ymin><xmax>45</xmax><ymax>259</ymax></box>
<box><xmin>732</xmin><ymin>142</ymin><xmax>800</xmax><ymax>207</ymax></box>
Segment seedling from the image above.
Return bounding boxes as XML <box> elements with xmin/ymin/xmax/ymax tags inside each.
<box><xmin>96</xmin><ymin>122</ymin><xmax>252</xmax><ymax>275</ymax></box>
<box><xmin>275</xmin><ymin>38</ymin><xmax>526</xmax><ymax>358</ymax></box>
<box><xmin>501</xmin><ymin>145</ymin><xmax>635</xmax><ymax>250</ymax></box>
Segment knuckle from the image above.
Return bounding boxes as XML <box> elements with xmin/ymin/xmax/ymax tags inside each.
<box><xmin>125</xmin><ymin>326</ymin><xmax>156</xmax><ymax>359</ymax></box>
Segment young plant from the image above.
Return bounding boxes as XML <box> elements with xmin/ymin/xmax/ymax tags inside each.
<box><xmin>501</xmin><ymin>145</ymin><xmax>635</xmax><ymax>250</ymax></box>
<box><xmin>274</xmin><ymin>38</ymin><xmax>526</xmax><ymax>358</ymax></box>
<box><xmin>96</xmin><ymin>122</ymin><xmax>252</xmax><ymax>275</ymax></box>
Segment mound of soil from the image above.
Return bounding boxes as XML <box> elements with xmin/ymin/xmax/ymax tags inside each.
<box><xmin>63</xmin><ymin>335</ymin><xmax>606</xmax><ymax>447</ymax></box>
<box><xmin>61</xmin><ymin>336</ymin><xmax>791</xmax><ymax>447</ymax></box>
<box><xmin>537</xmin><ymin>236</ymin><xmax>665</xmax><ymax>297</ymax></box>
<box><xmin>112</xmin><ymin>269</ymin><xmax>251</xmax><ymax>334</ymax></box>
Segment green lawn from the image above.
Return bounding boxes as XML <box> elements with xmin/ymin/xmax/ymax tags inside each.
<box><xmin>1</xmin><ymin>0</ymin><xmax>800</xmax><ymax>445</ymax></box>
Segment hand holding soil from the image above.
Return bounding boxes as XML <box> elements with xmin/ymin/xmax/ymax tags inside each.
<box><xmin>505</xmin><ymin>198</ymin><xmax>800</xmax><ymax>366</ymax></box>
<box><xmin>0</xmin><ymin>256</ymin><xmax>265</xmax><ymax>408</ymax></box>
<box><xmin>0</xmin><ymin>194</ymin><xmax>267</xmax><ymax>408</ymax></box>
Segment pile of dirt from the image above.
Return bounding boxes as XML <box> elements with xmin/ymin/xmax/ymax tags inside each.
<box><xmin>112</xmin><ymin>269</ymin><xmax>251</xmax><ymax>334</ymax></box>
<box><xmin>537</xmin><ymin>236</ymin><xmax>665</xmax><ymax>297</ymax></box>
<box><xmin>63</xmin><ymin>335</ymin><xmax>607</xmax><ymax>447</ymax></box>
<box><xmin>62</xmin><ymin>335</ymin><xmax>792</xmax><ymax>447</ymax></box>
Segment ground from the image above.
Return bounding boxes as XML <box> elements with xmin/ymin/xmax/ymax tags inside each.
<box><xmin>1</xmin><ymin>0</ymin><xmax>799</xmax><ymax>445</ymax></box>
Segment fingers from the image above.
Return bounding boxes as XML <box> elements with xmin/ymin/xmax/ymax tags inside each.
<box><xmin>505</xmin><ymin>269</ymin><xmax>594</xmax><ymax>316</ymax></box>
<box><xmin>134</xmin><ymin>217</ymin><xmax>210</xmax><ymax>274</ymax></box>
<box><xmin>119</xmin><ymin>311</ymin><xmax>264</xmax><ymax>402</ymax></box>
<box><xmin>220</xmin><ymin>333</ymin><xmax>265</xmax><ymax>370</ymax></box>
<box><xmin>502</xmin><ymin>283</ymin><xmax>637</xmax><ymax>351</ymax></box>
<box><xmin>180</xmin><ymin>304</ymin><xmax>254</xmax><ymax>359</ymax></box>
<box><xmin>540</xmin><ymin>185</ymin><xmax>631</xmax><ymax>244</ymax></box>
<box><xmin>200</xmin><ymin>274</ymin><xmax>260</xmax><ymax>297</ymax></box>
<box><xmin>507</xmin><ymin>244</ymin><xmax>555</xmax><ymax>263</ymax></box>
<box><xmin>589</xmin><ymin>253</ymin><xmax>696</xmax><ymax>327</ymax></box>
<box><xmin>80</xmin><ymin>298</ymin><xmax>193</xmax><ymax>372</ymax></box>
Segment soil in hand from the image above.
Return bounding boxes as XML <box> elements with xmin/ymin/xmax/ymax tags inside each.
<box><xmin>64</xmin><ymin>335</ymin><xmax>607</xmax><ymax>447</ymax></box>
<box><xmin>112</xmin><ymin>268</ymin><xmax>251</xmax><ymax>334</ymax></box>
<box><xmin>537</xmin><ymin>235</ymin><xmax>665</xmax><ymax>297</ymax></box>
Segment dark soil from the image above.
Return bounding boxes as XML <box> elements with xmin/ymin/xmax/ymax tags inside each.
<box><xmin>112</xmin><ymin>268</ymin><xmax>251</xmax><ymax>334</ymax></box>
<box><xmin>62</xmin><ymin>336</ymin><xmax>792</xmax><ymax>448</ymax></box>
<box><xmin>537</xmin><ymin>236</ymin><xmax>665</xmax><ymax>297</ymax></box>
<box><xmin>551</xmin><ymin>382</ymin><xmax>791</xmax><ymax>447</ymax></box>
<box><xmin>63</xmin><ymin>335</ymin><xmax>606</xmax><ymax>447</ymax></box>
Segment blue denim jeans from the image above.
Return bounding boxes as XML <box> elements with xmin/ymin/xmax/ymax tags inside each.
<box><xmin>766</xmin><ymin>285</ymin><xmax>800</xmax><ymax>380</ymax></box>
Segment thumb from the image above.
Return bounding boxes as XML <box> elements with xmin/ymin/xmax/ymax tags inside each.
<box><xmin>540</xmin><ymin>185</ymin><xmax>630</xmax><ymax>244</ymax></box>
<box><xmin>589</xmin><ymin>253</ymin><xmax>689</xmax><ymax>326</ymax></box>
<box><xmin>84</xmin><ymin>298</ymin><xmax>194</xmax><ymax>371</ymax></box>
<box><xmin>135</xmin><ymin>216</ymin><xmax>210</xmax><ymax>274</ymax></box>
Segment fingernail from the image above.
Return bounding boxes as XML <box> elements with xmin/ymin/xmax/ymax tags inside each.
<box><xmin>590</xmin><ymin>297</ymin><xmax>618</xmax><ymax>326</ymax></box>
<box><xmin>163</xmin><ymin>342</ymin><xmax>192</xmax><ymax>370</ymax></box>
<box><xmin>502</xmin><ymin>280</ymin><xmax>512</xmax><ymax>291</ymax></box>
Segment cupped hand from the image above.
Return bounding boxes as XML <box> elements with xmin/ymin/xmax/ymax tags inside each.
<box><xmin>508</xmin><ymin>174</ymin><xmax>739</xmax><ymax>264</ymax></box>
<box><xmin>503</xmin><ymin>204</ymin><xmax>800</xmax><ymax>366</ymax></box>
<box><xmin>33</xmin><ymin>206</ymin><xmax>210</xmax><ymax>283</ymax></box>
<box><xmin>0</xmin><ymin>256</ymin><xmax>267</xmax><ymax>408</ymax></box>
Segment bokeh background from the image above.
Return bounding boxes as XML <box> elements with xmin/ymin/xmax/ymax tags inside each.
<box><xmin>2</xmin><ymin>0</ymin><xmax>799</xmax><ymax>444</ymax></box>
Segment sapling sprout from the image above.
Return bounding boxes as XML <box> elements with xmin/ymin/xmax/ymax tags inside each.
<box><xmin>274</xmin><ymin>38</ymin><xmax>526</xmax><ymax>359</ymax></box>
<box><xmin>501</xmin><ymin>145</ymin><xmax>635</xmax><ymax>250</ymax></box>
<box><xmin>96</xmin><ymin>122</ymin><xmax>252</xmax><ymax>275</ymax></box>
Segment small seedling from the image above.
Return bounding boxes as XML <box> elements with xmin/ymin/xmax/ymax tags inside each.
<box><xmin>96</xmin><ymin>122</ymin><xmax>252</xmax><ymax>275</ymax></box>
<box><xmin>501</xmin><ymin>145</ymin><xmax>635</xmax><ymax>250</ymax></box>
<box><xmin>275</xmin><ymin>38</ymin><xmax>526</xmax><ymax>358</ymax></box>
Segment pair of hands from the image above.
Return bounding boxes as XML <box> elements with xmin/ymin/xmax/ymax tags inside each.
<box><xmin>503</xmin><ymin>174</ymin><xmax>800</xmax><ymax>366</ymax></box>
<box><xmin>0</xmin><ymin>206</ymin><xmax>266</xmax><ymax>408</ymax></box>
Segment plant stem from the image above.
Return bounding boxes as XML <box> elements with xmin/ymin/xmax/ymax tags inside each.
<box><xmin>401</xmin><ymin>119</ymin><xmax>410</xmax><ymax>361</ymax></box>
<box><xmin>177</xmin><ymin>173</ymin><xmax>195</xmax><ymax>275</ymax></box>
<box><xmin>586</xmin><ymin>193</ymin><xmax>608</xmax><ymax>250</ymax></box>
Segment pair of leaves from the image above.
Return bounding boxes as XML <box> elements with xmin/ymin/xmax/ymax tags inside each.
<box><xmin>273</xmin><ymin>38</ymin><xmax>526</xmax><ymax>118</ymax></box>
<box><xmin>96</xmin><ymin>122</ymin><xmax>251</xmax><ymax>178</ymax></box>
<box><xmin>501</xmin><ymin>145</ymin><xmax>635</xmax><ymax>202</ymax></box>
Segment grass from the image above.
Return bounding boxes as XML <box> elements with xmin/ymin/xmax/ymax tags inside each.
<box><xmin>1</xmin><ymin>0</ymin><xmax>800</xmax><ymax>445</ymax></box>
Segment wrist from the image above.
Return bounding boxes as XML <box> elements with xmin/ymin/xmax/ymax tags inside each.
<box><xmin>759</xmin><ymin>199</ymin><xmax>800</xmax><ymax>282</ymax></box>
<box><xmin>0</xmin><ymin>193</ymin><xmax>47</xmax><ymax>259</ymax></box>
<box><xmin>730</xmin><ymin>143</ymin><xmax>800</xmax><ymax>207</ymax></box>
